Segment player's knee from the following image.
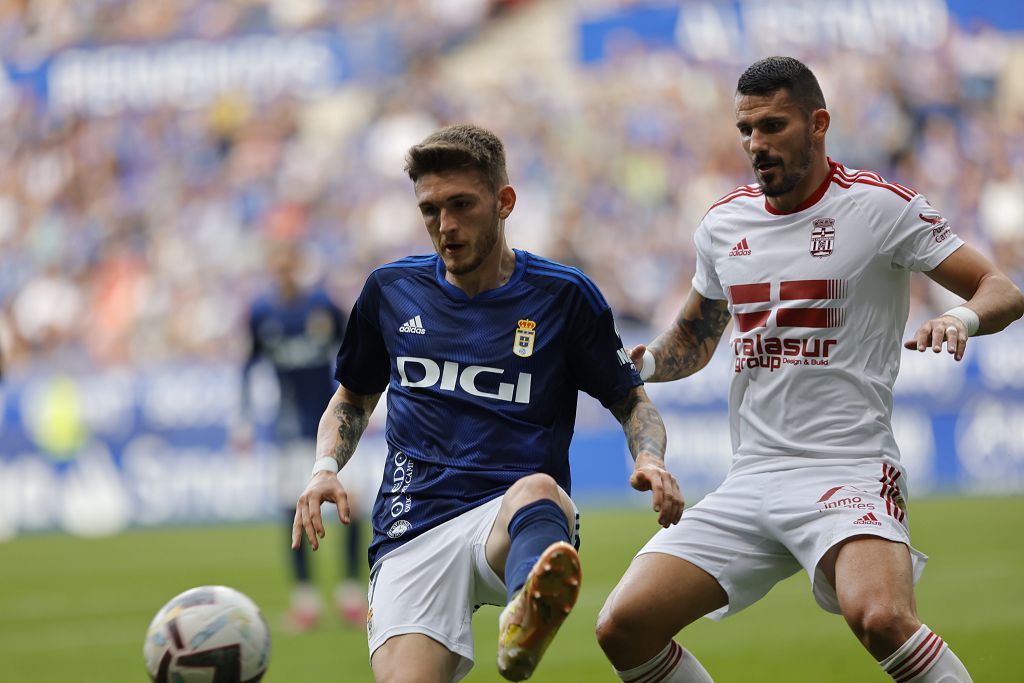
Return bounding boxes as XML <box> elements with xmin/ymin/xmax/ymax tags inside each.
<box><xmin>844</xmin><ymin>601</ymin><xmax>918</xmax><ymax>650</ymax></box>
<box><xmin>505</xmin><ymin>473</ymin><xmax>565</xmax><ymax>510</ymax></box>
<box><xmin>595</xmin><ymin>599</ymin><xmax>646</xmax><ymax>659</ymax></box>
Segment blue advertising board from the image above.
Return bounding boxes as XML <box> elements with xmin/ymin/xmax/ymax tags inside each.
<box><xmin>0</xmin><ymin>27</ymin><xmax>403</xmax><ymax>116</ymax></box>
<box><xmin>578</xmin><ymin>0</ymin><xmax>1021</xmax><ymax>65</ymax></box>
<box><xmin>2</xmin><ymin>327</ymin><xmax>1023</xmax><ymax>537</ymax></box>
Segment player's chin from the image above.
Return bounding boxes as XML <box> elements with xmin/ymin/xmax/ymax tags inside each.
<box><xmin>443</xmin><ymin>253</ymin><xmax>474</xmax><ymax>275</ymax></box>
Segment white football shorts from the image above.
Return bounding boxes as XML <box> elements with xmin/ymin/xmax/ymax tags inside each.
<box><xmin>366</xmin><ymin>494</ymin><xmax>580</xmax><ymax>682</ymax></box>
<box><xmin>638</xmin><ymin>459</ymin><xmax>927</xmax><ymax>619</ymax></box>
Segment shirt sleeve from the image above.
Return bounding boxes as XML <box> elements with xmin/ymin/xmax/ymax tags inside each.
<box><xmin>691</xmin><ymin>219</ymin><xmax>727</xmax><ymax>300</ymax></box>
<box><xmin>566</xmin><ymin>296</ymin><xmax>642</xmax><ymax>409</ymax></box>
<box><xmin>334</xmin><ymin>276</ymin><xmax>390</xmax><ymax>395</ymax></box>
<box><xmin>883</xmin><ymin>194</ymin><xmax>965</xmax><ymax>272</ymax></box>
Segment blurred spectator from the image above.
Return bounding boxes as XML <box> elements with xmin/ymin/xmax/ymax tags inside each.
<box><xmin>0</xmin><ymin>0</ymin><xmax>1021</xmax><ymax>373</ymax></box>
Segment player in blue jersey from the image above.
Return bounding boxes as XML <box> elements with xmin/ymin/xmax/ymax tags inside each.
<box><xmin>238</xmin><ymin>242</ymin><xmax>368</xmax><ymax>631</ymax></box>
<box><xmin>292</xmin><ymin>124</ymin><xmax>683</xmax><ymax>682</ymax></box>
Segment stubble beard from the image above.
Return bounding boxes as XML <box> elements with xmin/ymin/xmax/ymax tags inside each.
<box><xmin>442</xmin><ymin>206</ymin><xmax>501</xmax><ymax>276</ymax></box>
<box><xmin>757</xmin><ymin>130</ymin><xmax>814</xmax><ymax>198</ymax></box>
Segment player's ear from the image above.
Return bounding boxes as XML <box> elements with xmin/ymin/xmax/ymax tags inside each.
<box><xmin>498</xmin><ymin>185</ymin><xmax>516</xmax><ymax>220</ymax></box>
<box><xmin>810</xmin><ymin>108</ymin><xmax>830</xmax><ymax>143</ymax></box>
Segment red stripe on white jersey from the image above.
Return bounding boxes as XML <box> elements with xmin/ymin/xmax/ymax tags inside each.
<box><xmin>729</xmin><ymin>283</ymin><xmax>771</xmax><ymax>304</ymax></box>
<box><xmin>834</xmin><ymin>164</ymin><xmax>919</xmax><ymax>198</ymax></box>
<box><xmin>834</xmin><ymin>165</ymin><xmax>885</xmax><ymax>183</ymax></box>
<box><xmin>832</xmin><ymin>175</ymin><xmax>914</xmax><ymax>202</ymax></box>
<box><xmin>780</xmin><ymin>279</ymin><xmax>830</xmax><ymax>300</ymax></box>
<box><xmin>776</xmin><ymin>307</ymin><xmax>843</xmax><ymax>328</ymax></box>
<box><xmin>735</xmin><ymin>310</ymin><xmax>770</xmax><ymax>332</ymax></box>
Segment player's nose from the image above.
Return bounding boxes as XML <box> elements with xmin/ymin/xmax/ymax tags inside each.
<box><xmin>748</xmin><ymin>130</ymin><xmax>769</xmax><ymax>155</ymax></box>
<box><xmin>439</xmin><ymin>208</ymin><xmax>459</xmax><ymax>233</ymax></box>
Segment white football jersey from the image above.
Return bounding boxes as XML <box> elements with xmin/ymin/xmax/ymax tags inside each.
<box><xmin>693</xmin><ymin>160</ymin><xmax>963</xmax><ymax>471</ymax></box>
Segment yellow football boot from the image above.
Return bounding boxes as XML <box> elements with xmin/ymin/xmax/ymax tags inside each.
<box><xmin>496</xmin><ymin>541</ymin><xmax>582</xmax><ymax>681</ymax></box>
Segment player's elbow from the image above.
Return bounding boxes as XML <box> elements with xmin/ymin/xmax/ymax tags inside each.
<box><xmin>989</xmin><ymin>276</ymin><xmax>1024</xmax><ymax>332</ymax></box>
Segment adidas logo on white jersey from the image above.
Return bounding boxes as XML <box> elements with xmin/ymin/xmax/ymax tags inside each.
<box><xmin>399</xmin><ymin>315</ymin><xmax>426</xmax><ymax>335</ymax></box>
<box><xmin>728</xmin><ymin>238</ymin><xmax>751</xmax><ymax>257</ymax></box>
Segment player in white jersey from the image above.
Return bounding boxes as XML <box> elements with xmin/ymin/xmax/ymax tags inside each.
<box><xmin>596</xmin><ymin>57</ymin><xmax>1024</xmax><ymax>683</ymax></box>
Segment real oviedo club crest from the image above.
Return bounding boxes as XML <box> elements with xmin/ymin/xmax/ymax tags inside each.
<box><xmin>514</xmin><ymin>319</ymin><xmax>536</xmax><ymax>358</ymax></box>
<box><xmin>810</xmin><ymin>217</ymin><xmax>835</xmax><ymax>258</ymax></box>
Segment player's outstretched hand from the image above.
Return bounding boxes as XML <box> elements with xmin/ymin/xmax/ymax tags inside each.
<box><xmin>630</xmin><ymin>453</ymin><xmax>683</xmax><ymax>528</ymax></box>
<box><xmin>291</xmin><ymin>471</ymin><xmax>351</xmax><ymax>552</ymax></box>
<box><xmin>903</xmin><ymin>314</ymin><xmax>968</xmax><ymax>361</ymax></box>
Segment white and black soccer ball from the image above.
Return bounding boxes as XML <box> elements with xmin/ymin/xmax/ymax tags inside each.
<box><xmin>143</xmin><ymin>585</ymin><xmax>271</xmax><ymax>682</ymax></box>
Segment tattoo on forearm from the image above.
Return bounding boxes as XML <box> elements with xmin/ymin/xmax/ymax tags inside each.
<box><xmin>330</xmin><ymin>401</ymin><xmax>371</xmax><ymax>467</ymax></box>
<box><xmin>610</xmin><ymin>392</ymin><xmax>667</xmax><ymax>463</ymax></box>
<box><xmin>654</xmin><ymin>298</ymin><xmax>731</xmax><ymax>379</ymax></box>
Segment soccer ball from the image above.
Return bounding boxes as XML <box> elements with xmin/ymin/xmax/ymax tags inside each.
<box><xmin>143</xmin><ymin>585</ymin><xmax>271</xmax><ymax>682</ymax></box>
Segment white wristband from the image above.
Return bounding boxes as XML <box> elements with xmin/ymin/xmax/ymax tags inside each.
<box><xmin>639</xmin><ymin>349</ymin><xmax>656</xmax><ymax>381</ymax></box>
<box><xmin>311</xmin><ymin>456</ymin><xmax>339</xmax><ymax>477</ymax></box>
<box><xmin>943</xmin><ymin>306</ymin><xmax>980</xmax><ymax>337</ymax></box>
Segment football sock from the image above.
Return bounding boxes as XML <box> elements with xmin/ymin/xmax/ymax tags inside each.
<box><xmin>880</xmin><ymin>624</ymin><xmax>972</xmax><ymax>682</ymax></box>
<box><xmin>504</xmin><ymin>499</ymin><xmax>571</xmax><ymax>603</ymax></box>
<box><xmin>613</xmin><ymin>641</ymin><xmax>713</xmax><ymax>683</ymax></box>
<box><xmin>343</xmin><ymin>517</ymin><xmax>362</xmax><ymax>580</ymax></box>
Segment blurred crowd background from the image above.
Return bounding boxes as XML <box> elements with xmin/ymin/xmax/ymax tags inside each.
<box><xmin>1</xmin><ymin>0</ymin><xmax>1022</xmax><ymax>376</ymax></box>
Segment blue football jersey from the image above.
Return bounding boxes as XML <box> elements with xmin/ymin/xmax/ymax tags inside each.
<box><xmin>335</xmin><ymin>249</ymin><xmax>641</xmax><ymax>567</ymax></box>
<box><xmin>247</xmin><ymin>288</ymin><xmax>345</xmax><ymax>440</ymax></box>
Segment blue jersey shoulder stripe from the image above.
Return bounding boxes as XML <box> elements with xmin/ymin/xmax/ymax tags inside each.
<box><xmin>525</xmin><ymin>260</ymin><xmax>608</xmax><ymax>314</ymax></box>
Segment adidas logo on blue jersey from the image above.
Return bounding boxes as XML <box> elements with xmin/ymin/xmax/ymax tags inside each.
<box><xmin>399</xmin><ymin>315</ymin><xmax>426</xmax><ymax>335</ymax></box>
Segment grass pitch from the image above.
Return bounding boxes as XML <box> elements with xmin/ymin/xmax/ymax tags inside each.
<box><xmin>0</xmin><ymin>497</ymin><xmax>1020</xmax><ymax>682</ymax></box>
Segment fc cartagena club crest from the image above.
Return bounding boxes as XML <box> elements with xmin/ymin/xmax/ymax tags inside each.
<box><xmin>513</xmin><ymin>319</ymin><xmax>536</xmax><ymax>357</ymax></box>
<box><xmin>810</xmin><ymin>217</ymin><xmax>835</xmax><ymax>258</ymax></box>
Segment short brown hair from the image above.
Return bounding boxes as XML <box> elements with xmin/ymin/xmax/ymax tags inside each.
<box><xmin>404</xmin><ymin>124</ymin><xmax>508</xmax><ymax>192</ymax></box>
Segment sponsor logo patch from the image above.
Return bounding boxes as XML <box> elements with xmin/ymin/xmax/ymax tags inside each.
<box><xmin>729</xmin><ymin>238</ymin><xmax>752</xmax><ymax>257</ymax></box>
<box><xmin>919</xmin><ymin>212</ymin><xmax>952</xmax><ymax>243</ymax></box>
<box><xmin>816</xmin><ymin>485</ymin><xmax>877</xmax><ymax>513</ymax></box>
<box><xmin>399</xmin><ymin>315</ymin><xmax>426</xmax><ymax>334</ymax></box>
<box><xmin>854</xmin><ymin>512</ymin><xmax>882</xmax><ymax>526</ymax></box>
<box><xmin>387</xmin><ymin>519</ymin><xmax>411</xmax><ymax>538</ymax></box>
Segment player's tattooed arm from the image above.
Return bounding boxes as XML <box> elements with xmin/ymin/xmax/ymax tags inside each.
<box><xmin>647</xmin><ymin>291</ymin><xmax>731</xmax><ymax>381</ymax></box>
<box><xmin>609</xmin><ymin>386</ymin><xmax>667</xmax><ymax>465</ymax></box>
<box><xmin>609</xmin><ymin>386</ymin><xmax>682</xmax><ymax>526</ymax></box>
<box><xmin>315</xmin><ymin>385</ymin><xmax>382</xmax><ymax>469</ymax></box>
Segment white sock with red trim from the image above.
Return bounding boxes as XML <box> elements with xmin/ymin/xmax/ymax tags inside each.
<box><xmin>880</xmin><ymin>624</ymin><xmax>972</xmax><ymax>682</ymax></box>
<box><xmin>613</xmin><ymin>641</ymin><xmax>713</xmax><ymax>683</ymax></box>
